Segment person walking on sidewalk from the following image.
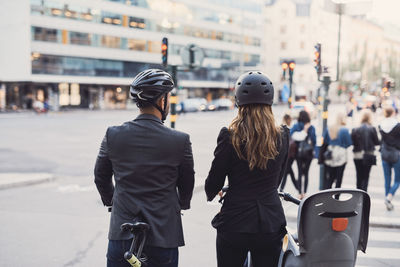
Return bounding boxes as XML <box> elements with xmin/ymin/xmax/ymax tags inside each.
<box><xmin>321</xmin><ymin>112</ymin><xmax>352</xmax><ymax>189</ymax></box>
<box><xmin>205</xmin><ymin>71</ymin><xmax>289</xmax><ymax>267</ymax></box>
<box><xmin>351</xmin><ymin>109</ymin><xmax>380</xmax><ymax>192</ymax></box>
<box><xmin>379</xmin><ymin>106</ymin><xmax>400</xmax><ymax>211</ymax></box>
<box><xmin>291</xmin><ymin>110</ymin><xmax>316</xmax><ymax>199</ymax></box>
<box><xmin>280</xmin><ymin>113</ymin><xmax>297</xmax><ymax>192</ymax></box>
<box><xmin>94</xmin><ymin>69</ymin><xmax>195</xmax><ymax>267</ymax></box>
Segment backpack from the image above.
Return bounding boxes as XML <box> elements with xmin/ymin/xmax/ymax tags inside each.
<box><xmin>381</xmin><ymin>142</ymin><xmax>399</xmax><ymax>164</ymax></box>
<box><xmin>324</xmin><ymin>145</ymin><xmax>347</xmax><ymax>167</ymax></box>
<box><xmin>297</xmin><ymin>137</ymin><xmax>314</xmax><ymax>160</ymax></box>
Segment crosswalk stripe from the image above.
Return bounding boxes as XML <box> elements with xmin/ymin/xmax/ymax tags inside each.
<box><xmin>368</xmin><ymin>230</ymin><xmax>400</xmax><ymax>242</ymax></box>
<box><xmin>358</xmin><ymin>247</ymin><xmax>400</xmax><ymax>260</ymax></box>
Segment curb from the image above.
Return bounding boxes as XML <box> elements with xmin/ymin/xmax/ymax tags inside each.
<box><xmin>194</xmin><ymin>184</ymin><xmax>400</xmax><ymax>229</ymax></box>
<box><xmin>0</xmin><ymin>173</ymin><xmax>56</xmax><ymax>190</ymax></box>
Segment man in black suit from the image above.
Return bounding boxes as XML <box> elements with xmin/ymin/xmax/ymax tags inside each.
<box><xmin>94</xmin><ymin>69</ymin><xmax>195</xmax><ymax>267</ymax></box>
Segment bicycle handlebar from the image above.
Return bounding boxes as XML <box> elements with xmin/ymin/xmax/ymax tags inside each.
<box><xmin>278</xmin><ymin>192</ymin><xmax>301</xmax><ymax>205</ymax></box>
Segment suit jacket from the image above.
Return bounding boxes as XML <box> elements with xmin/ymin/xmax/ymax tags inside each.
<box><xmin>205</xmin><ymin>126</ymin><xmax>289</xmax><ymax>234</ymax></box>
<box><xmin>94</xmin><ymin>114</ymin><xmax>195</xmax><ymax>248</ymax></box>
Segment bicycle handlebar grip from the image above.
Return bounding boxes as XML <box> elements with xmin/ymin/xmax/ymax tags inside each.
<box><xmin>124</xmin><ymin>251</ymin><xmax>141</xmax><ymax>267</ymax></box>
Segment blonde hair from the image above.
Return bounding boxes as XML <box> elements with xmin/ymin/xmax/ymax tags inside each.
<box><xmin>229</xmin><ymin>104</ymin><xmax>281</xmax><ymax>170</ymax></box>
<box><xmin>383</xmin><ymin>106</ymin><xmax>395</xmax><ymax>118</ymax></box>
<box><xmin>328</xmin><ymin>112</ymin><xmax>346</xmax><ymax>139</ymax></box>
<box><xmin>360</xmin><ymin>109</ymin><xmax>372</xmax><ymax>125</ymax></box>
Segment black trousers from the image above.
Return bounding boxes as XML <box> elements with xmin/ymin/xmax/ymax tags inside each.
<box><xmin>354</xmin><ymin>159</ymin><xmax>372</xmax><ymax>191</ymax></box>
<box><xmin>216</xmin><ymin>231</ymin><xmax>283</xmax><ymax>267</ymax></box>
<box><xmin>280</xmin><ymin>157</ymin><xmax>297</xmax><ymax>191</ymax></box>
<box><xmin>296</xmin><ymin>158</ymin><xmax>312</xmax><ymax>194</ymax></box>
<box><xmin>324</xmin><ymin>164</ymin><xmax>346</xmax><ymax>189</ymax></box>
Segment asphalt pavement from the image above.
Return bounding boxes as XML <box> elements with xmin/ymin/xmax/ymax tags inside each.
<box><xmin>0</xmin><ymin>106</ymin><xmax>399</xmax><ymax>266</ymax></box>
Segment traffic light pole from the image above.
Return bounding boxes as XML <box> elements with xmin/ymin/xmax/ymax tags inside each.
<box><xmin>288</xmin><ymin>71</ymin><xmax>293</xmax><ymax>109</ymax></box>
<box><xmin>170</xmin><ymin>65</ymin><xmax>178</xmax><ymax>129</ymax></box>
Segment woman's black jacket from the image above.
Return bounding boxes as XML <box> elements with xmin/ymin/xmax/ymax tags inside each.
<box><xmin>351</xmin><ymin>124</ymin><xmax>380</xmax><ymax>153</ymax></box>
<box><xmin>205</xmin><ymin>126</ymin><xmax>289</xmax><ymax>234</ymax></box>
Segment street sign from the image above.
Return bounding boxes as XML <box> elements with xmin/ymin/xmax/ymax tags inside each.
<box><xmin>180</xmin><ymin>44</ymin><xmax>204</xmax><ymax>69</ymax></box>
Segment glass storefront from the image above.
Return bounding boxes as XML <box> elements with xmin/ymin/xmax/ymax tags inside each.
<box><xmin>31</xmin><ymin>53</ymin><xmax>245</xmax><ymax>83</ymax></box>
<box><xmin>31</xmin><ymin>26</ymin><xmax>261</xmax><ymax>63</ymax></box>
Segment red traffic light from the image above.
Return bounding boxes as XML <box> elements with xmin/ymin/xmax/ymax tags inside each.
<box><xmin>282</xmin><ymin>62</ymin><xmax>288</xmax><ymax>70</ymax></box>
<box><xmin>289</xmin><ymin>62</ymin><xmax>296</xmax><ymax>70</ymax></box>
<box><xmin>161</xmin><ymin>44</ymin><xmax>167</xmax><ymax>51</ymax></box>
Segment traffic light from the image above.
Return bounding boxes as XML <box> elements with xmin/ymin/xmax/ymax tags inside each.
<box><xmin>314</xmin><ymin>43</ymin><xmax>321</xmax><ymax>75</ymax></box>
<box><xmin>282</xmin><ymin>62</ymin><xmax>288</xmax><ymax>79</ymax></box>
<box><xmin>161</xmin><ymin>37</ymin><xmax>168</xmax><ymax>67</ymax></box>
<box><xmin>289</xmin><ymin>61</ymin><xmax>295</xmax><ymax>76</ymax></box>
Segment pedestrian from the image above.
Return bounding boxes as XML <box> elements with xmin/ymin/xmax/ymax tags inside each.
<box><xmin>94</xmin><ymin>69</ymin><xmax>195</xmax><ymax>267</ymax></box>
<box><xmin>351</xmin><ymin>109</ymin><xmax>380</xmax><ymax>192</ymax></box>
<box><xmin>379</xmin><ymin>106</ymin><xmax>400</xmax><ymax>211</ymax></box>
<box><xmin>322</xmin><ymin>112</ymin><xmax>352</xmax><ymax>189</ymax></box>
<box><xmin>291</xmin><ymin>110</ymin><xmax>316</xmax><ymax>199</ymax></box>
<box><xmin>205</xmin><ymin>71</ymin><xmax>289</xmax><ymax>267</ymax></box>
<box><xmin>280</xmin><ymin>113</ymin><xmax>298</xmax><ymax>192</ymax></box>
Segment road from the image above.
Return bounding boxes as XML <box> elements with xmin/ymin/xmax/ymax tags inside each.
<box><xmin>0</xmin><ymin>106</ymin><xmax>399</xmax><ymax>266</ymax></box>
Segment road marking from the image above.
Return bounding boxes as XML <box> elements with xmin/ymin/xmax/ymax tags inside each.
<box><xmin>369</xmin><ymin>230</ymin><xmax>400</xmax><ymax>242</ymax></box>
<box><xmin>57</xmin><ymin>184</ymin><xmax>95</xmax><ymax>193</ymax></box>
<box><xmin>358</xmin><ymin>247</ymin><xmax>400</xmax><ymax>260</ymax></box>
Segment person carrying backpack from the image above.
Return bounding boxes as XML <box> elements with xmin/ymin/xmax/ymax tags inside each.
<box><xmin>379</xmin><ymin>106</ymin><xmax>400</xmax><ymax>211</ymax></box>
<box><xmin>291</xmin><ymin>110</ymin><xmax>316</xmax><ymax>199</ymax></box>
<box><xmin>321</xmin><ymin>112</ymin><xmax>352</xmax><ymax>189</ymax></box>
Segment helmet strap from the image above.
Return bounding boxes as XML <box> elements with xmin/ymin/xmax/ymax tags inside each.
<box><xmin>150</xmin><ymin>93</ymin><xmax>168</xmax><ymax>123</ymax></box>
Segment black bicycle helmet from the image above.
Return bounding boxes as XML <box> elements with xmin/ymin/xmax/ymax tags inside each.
<box><xmin>235</xmin><ymin>71</ymin><xmax>274</xmax><ymax>106</ymax></box>
<box><xmin>130</xmin><ymin>69</ymin><xmax>174</xmax><ymax>122</ymax></box>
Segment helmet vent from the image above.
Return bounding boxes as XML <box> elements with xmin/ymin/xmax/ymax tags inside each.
<box><xmin>261</xmin><ymin>82</ymin><xmax>267</xmax><ymax>86</ymax></box>
<box><xmin>245</xmin><ymin>82</ymin><xmax>251</xmax><ymax>86</ymax></box>
<box><xmin>243</xmin><ymin>90</ymin><xmax>249</xmax><ymax>95</ymax></box>
<box><xmin>270</xmin><ymin>82</ymin><xmax>273</xmax><ymax>85</ymax></box>
<box><xmin>264</xmin><ymin>90</ymin><xmax>269</xmax><ymax>94</ymax></box>
<box><xmin>249</xmin><ymin>72</ymin><xmax>253</xmax><ymax>75</ymax></box>
<box><xmin>257</xmin><ymin>71</ymin><xmax>262</xmax><ymax>74</ymax></box>
<box><xmin>238</xmin><ymin>82</ymin><xmax>241</xmax><ymax>85</ymax></box>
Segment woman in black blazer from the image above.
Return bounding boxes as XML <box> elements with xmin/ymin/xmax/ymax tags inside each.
<box><xmin>205</xmin><ymin>71</ymin><xmax>289</xmax><ymax>267</ymax></box>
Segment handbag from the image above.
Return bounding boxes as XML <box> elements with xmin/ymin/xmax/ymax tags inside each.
<box><xmin>324</xmin><ymin>145</ymin><xmax>347</xmax><ymax>167</ymax></box>
<box><xmin>381</xmin><ymin>141</ymin><xmax>399</xmax><ymax>164</ymax></box>
<box><xmin>288</xmin><ymin>138</ymin><xmax>297</xmax><ymax>158</ymax></box>
<box><xmin>297</xmin><ymin>136</ymin><xmax>314</xmax><ymax>160</ymax></box>
<box><xmin>361</xmin><ymin>127</ymin><xmax>376</xmax><ymax>166</ymax></box>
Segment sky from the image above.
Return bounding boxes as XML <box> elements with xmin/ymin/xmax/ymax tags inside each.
<box><xmin>368</xmin><ymin>0</ymin><xmax>400</xmax><ymax>25</ymax></box>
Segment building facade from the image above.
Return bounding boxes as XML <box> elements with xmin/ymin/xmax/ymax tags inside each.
<box><xmin>263</xmin><ymin>0</ymin><xmax>400</xmax><ymax>102</ymax></box>
<box><xmin>0</xmin><ymin>0</ymin><xmax>263</xmax><ymax>111</ymax></box>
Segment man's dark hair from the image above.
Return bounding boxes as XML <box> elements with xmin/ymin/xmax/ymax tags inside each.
<box><xmin>298</xmin><ymin>110</ymin><xmax>310</xmax><ymax>124</ymax></box>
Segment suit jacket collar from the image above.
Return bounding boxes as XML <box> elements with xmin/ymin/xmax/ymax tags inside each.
<box><xmin>134</xmin><ymin>113</ymin><xmax>163</xmax><ymax>125</ymax></box>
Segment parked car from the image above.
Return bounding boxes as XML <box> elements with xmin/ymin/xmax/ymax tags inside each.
<box><xmin>207</xmin><ymin>98</ymin><xmax>234</xmax><ymax>111</ymax></box>
<box><xmin>291</xmin><ymin>101</ymin><xmax>317</xmax><ymax>119</ymax></box>
<box><xmin>178</xmin><ymin>98</ymin><xmax>208</xmax><ymax>113</ymax></box>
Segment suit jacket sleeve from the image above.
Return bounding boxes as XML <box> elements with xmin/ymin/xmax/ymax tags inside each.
<box><xmin>278</xmin><ymin>126</ymin><xmax>290</xmax><ymax>187</ymax></box>
<box><xmin>205</xmin><ymin>127</ymin><xmax>231</xmax><ymax>201</ymax></box>
<box><xmin>177</xmin><ymin>135</ymin><xmax>195</xmax><ymax>210</ymax></box>
<box><xmin>94</xmin><ymin>128</ymin><xmax>114</xmax><ymax>206</ymax></box>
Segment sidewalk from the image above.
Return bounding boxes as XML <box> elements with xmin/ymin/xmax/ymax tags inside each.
<box><xmin>280</xmin><ymin>155</ymin><xmax>400</xmax><ymax>229</ymax></box>
<box><xmin>0</xmin><ymin>172</ymin><xmax>55</xmax><ymax>190</ymax></box>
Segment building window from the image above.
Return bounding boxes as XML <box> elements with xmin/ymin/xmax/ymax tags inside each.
<box><xmin>70</xmin><ymin>32</ymin><xmax>91</xmax><ymax>45</ymax></box>
<box><xmin>296</xmin><ymin>4</ymin><xmax>310</xmax><ymax>17</ymax></box>
<box><xmin>280</xmin><ymin>25</ymin><xmax>286</xmax><ymax>34</ymax></box>
<box><xmin>128</xmin><ymin>39</ymin><xmax>146</xmax><ymax>51</ymax></box>
<box><xmin>102</xmin><ymin>36</ymin><xmax>121</xmax><ymax>48</ymax></box>
<box><xmin>281</xmin><ymin>42</ymin><xmax>287</xmax><ymax>50</ymax></box>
